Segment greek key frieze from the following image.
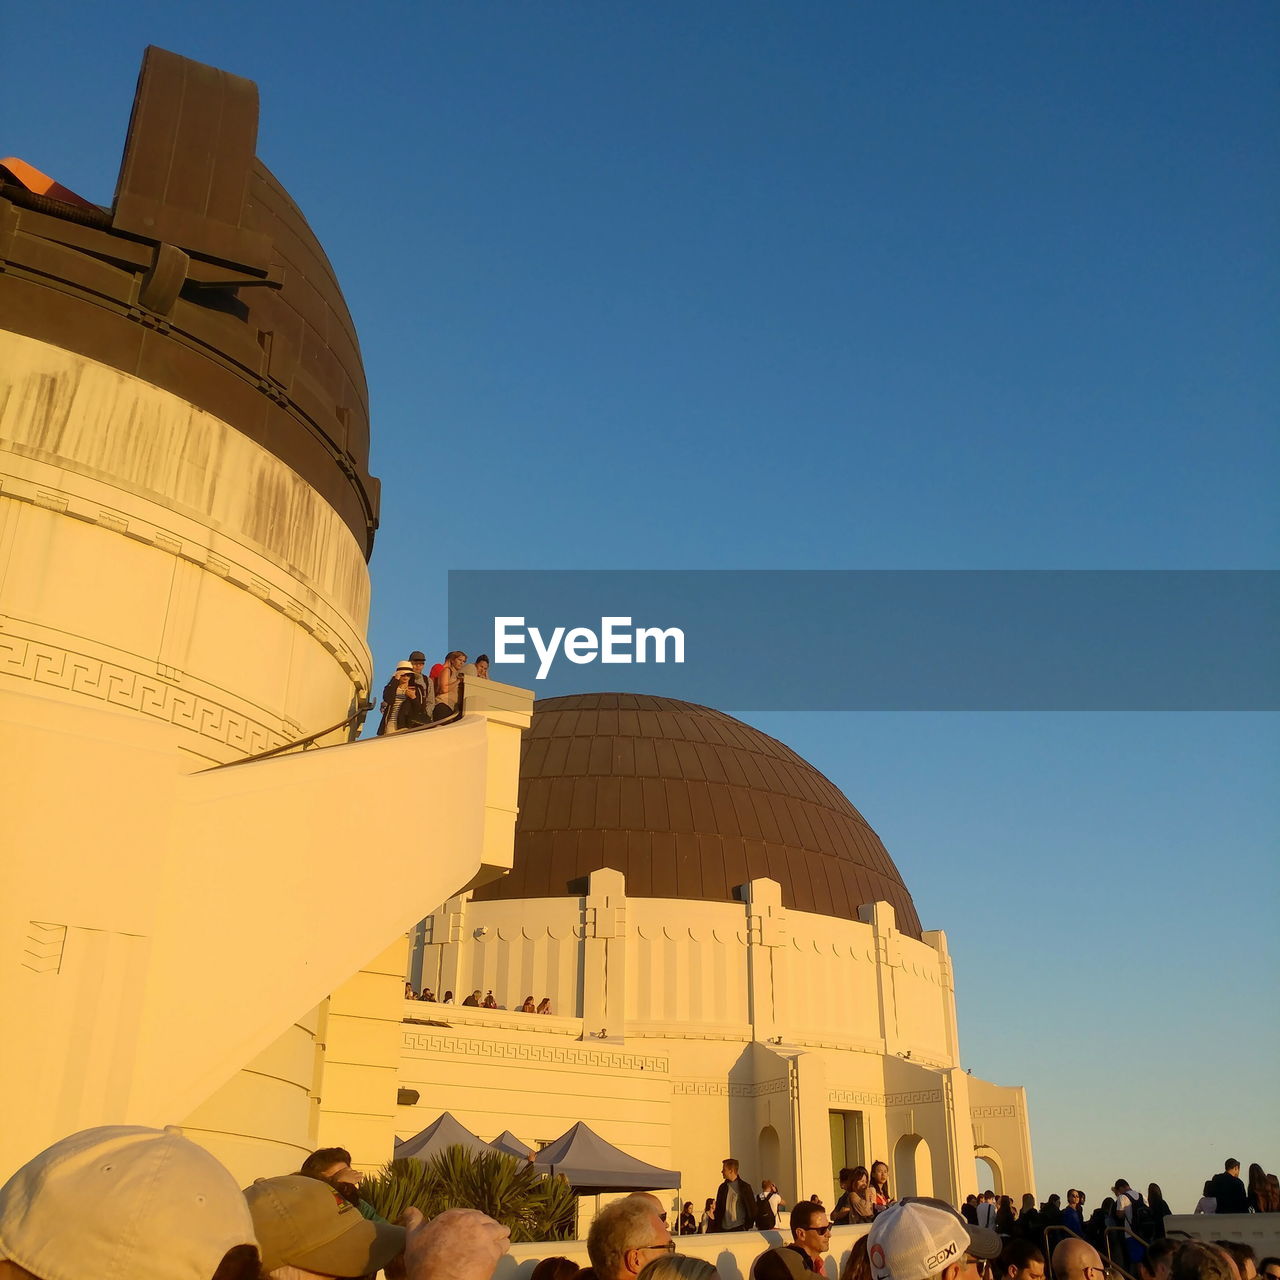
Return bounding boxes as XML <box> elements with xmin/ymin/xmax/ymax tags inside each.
<box><xmin>674</xmin><ymin>1078</ymin><xmax>789</xmax><ymax>1098</ymax></box>
<box><xmin>828</xmin><ymin>1089</ymin><xmax>884</xmax><ymax>1106</ymax></box>
<box><xmin>0</xmin><ymin>633</ymin><xmax>280</xmax><ymax>754</ymax></box>
<box><xmin>885</xmin><ymin>1090</ymin><xmax>942</xmax><ymax>1106</ymax></box>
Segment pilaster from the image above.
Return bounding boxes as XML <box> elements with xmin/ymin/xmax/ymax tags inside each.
<box><xmin>582</xmin><ymin>868</ymin><xmax>627</xmax><ymax>1041</ymax></box>
<box><xmin>745</xmin><ymin>878</ymin><xmax>787</xmax><ymax>1044</ymax></box>
<box><xmin>857</xmin><ymin>900</ymin><xmax>899</xmax><ymax>1056</ymax></box>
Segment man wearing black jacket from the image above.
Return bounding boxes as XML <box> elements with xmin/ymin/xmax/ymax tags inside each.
<box><xmin>1208</xmin><ymin>1160</ymin><xmax>1249</xmax><ymax>1214</ymax></box>
<box><xmin>712</xmin><ymin>1158</ymin><xmax>756</xmax><ymax>1233</ymax></box>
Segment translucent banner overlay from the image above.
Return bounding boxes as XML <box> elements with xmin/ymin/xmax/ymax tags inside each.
<box><xmin>448</xmin><ymin>570</ymin><xmax>1278</xmax><ymax>710</ymax></box>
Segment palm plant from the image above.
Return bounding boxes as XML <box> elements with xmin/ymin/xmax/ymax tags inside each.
<box><xmin>362</xmin><ymin>1145</ymin><xmax>578</xmax><ymax>1242</ymax></box>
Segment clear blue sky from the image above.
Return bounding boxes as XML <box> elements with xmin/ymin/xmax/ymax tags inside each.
<box><xmin>10</xmin><ymin>1</ymin><xmax>1277</xmax><ymax>1212</ymax></box>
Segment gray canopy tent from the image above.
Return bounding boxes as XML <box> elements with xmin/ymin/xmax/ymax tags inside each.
<box><xmin>532</xmin><ymin>1122</ymin><xmax>680</xmax><ymax>1193</ymax></box>
<box><xmin>488</xmin><ymin>1130</ymin><xmax>534</xmax><ymax>1160</ymax></box>
<box><xmin>394</xmin><ymin>1112</ymin><xmax>492</xmax><ymax>1161</ymax></box>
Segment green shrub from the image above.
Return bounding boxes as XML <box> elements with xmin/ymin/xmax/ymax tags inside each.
<box><xmin>361</xmin><ymin>1145</ymin><xmax>577</xmax><ymax>1242</ymax></box>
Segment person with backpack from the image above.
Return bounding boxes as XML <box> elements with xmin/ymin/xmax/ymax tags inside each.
<box><xmin>756</xmin><ymin>1181</ymin><xmax>783</xmax><ymax>1230</ymax></box>
<box><xmin>1112</xmin><ymin>1179</ymin><xmax>1151</xmax><ymax>1273</ymax></box>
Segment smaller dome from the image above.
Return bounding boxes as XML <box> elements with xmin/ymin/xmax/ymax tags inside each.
<box><xmin>473</xmin><ymin>693</ymin><xmax>922</xmax><ymax>936</ymax></box>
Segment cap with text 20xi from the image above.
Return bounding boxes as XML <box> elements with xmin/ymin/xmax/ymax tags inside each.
<box><xmin>868</xmin><ymin>1199</ymin><xmax>1002</xmax><ymax>1280</ymax></box>
<box><xmin>0</xmin><ymin>1124</ymin><xmax>258</xmax><ymax>1280</ymax></box>
<box><xmin>244</xmin><ymin>1174</ymin><xmax>405</xmax><ymax>1277</ymax></box>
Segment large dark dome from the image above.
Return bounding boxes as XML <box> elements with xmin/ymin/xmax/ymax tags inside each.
<box><xmin>472</xmin><ymin>693</ymin><xmax>922</xmax><ymax>936</ymax></box>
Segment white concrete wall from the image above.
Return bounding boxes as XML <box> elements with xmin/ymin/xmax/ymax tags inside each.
<box><xmin>967</xmin><ymin>1075</ymin><xmax>1035</xmax><ymax>1201</ymax></box>
<box><xmin>1162</xmin><ymin>1216</ymin><xmax>1280</xmax><ymax>1261</ymax></box>
<box><xmin>0</xmin><ymin>324</ymin><xmax>545</xmax><ymax>1188</ymax></box>
<box><xmin>0</xmin><ymin>330</ymin><xmax>372</xmax><ymax>767</ymax></box>
<box><xmin>0</xmin><ymin>685</ymin><xmax>533</xmax><ymax>1182</ymax></box>
<box><xmin>403</xmin><ymin>872</ymin><xmax>1032</xmax><ymax>1211</ymax></box>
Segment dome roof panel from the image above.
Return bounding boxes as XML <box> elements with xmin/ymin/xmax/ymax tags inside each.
<box><xmin>474</xmin><ymin>693</ymin><xmax>922</xmax><ymax>936</ymax></box>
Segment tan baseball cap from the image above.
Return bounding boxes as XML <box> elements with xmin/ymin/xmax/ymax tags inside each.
<box><xmin>245</xmin><ymin>1175</ymin><xmax>405</xmax><ymax>1276</ymax></box>
<box><xmin>0</xmin><ymin>1124</ymin><xmax>258</xmax><ymax>1280</ymax></box>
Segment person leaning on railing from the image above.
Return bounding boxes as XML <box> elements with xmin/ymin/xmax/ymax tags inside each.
<box><xmin>433</xmin><ymin>651</ymin><xmax>467</xmax><ymax>719</ymax></box>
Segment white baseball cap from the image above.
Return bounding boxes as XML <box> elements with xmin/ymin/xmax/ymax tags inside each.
<box><xmin>0</xmin><ymin>1125</ymin><xmax>258</xmax><ymax>1280</ymax></box>
<box><xmin>869</xmin><ymin>1199</ymin><xmax>1001</xmax><ymax>1280</ymax></box>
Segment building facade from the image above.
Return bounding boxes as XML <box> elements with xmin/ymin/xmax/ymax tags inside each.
<box><xmin>1</xmin><ymin>49</ymin><xmax>1033</xmax><ymax>1210</ymax></box>
<box><xmin>404</xmin><ymin>694</ymin><xmax>1034</xmax><ymax>1207</ymax></box>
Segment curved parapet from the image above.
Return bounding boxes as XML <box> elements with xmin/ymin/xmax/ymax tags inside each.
<box><xmin>0</xmin><ymin>681</ymin><xmax>534</xmax><ymax>1179</ymax></box>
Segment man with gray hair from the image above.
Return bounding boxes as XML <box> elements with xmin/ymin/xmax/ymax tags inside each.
<box><xmin>587</xmin><ymin>1195</ymin><xmax>674</xmax><ymax>1280</ymax></box>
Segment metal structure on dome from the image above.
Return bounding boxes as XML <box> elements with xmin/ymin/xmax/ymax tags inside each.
<box><xmin>0</xmin><ymin>46</ymin><xmax>379</xmax><ymax>554</ymax></box>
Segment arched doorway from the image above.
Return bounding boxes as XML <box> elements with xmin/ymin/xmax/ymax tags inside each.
<box><xmin>759</xmin><ymin>1124</ymin><xmax>782</xmax><ymax>1193</ymax></box>
<box><xmin>893</xmin><ymin>1133</ymin><xmax>933</xmax><ymax>1198</ymax></box>
<box><xmin>974</xmin><ymin>1149</ymin><xmax>1003</xmax><ymax>1196</ymax></box>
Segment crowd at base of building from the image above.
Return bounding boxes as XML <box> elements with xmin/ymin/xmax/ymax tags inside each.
<box><xmin>2</xmin><ymin>1128</ymin><xmax>1275</xmax><ymax>1280</ymax></box>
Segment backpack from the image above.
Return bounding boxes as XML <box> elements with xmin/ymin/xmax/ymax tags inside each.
<box><xmin>1128</xmin><ymin>1194</ymin><xmax>1156</xmax><ymax>1240</ymax></box>
<box><xmin>755</xmin><ymin>1194</ymin><xmax>777</xmax><ymax>1230</ymax></box>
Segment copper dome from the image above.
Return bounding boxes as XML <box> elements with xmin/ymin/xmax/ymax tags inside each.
<box><xmin>472</xmin><ymin>693</ymin><xmax>922</xmax><ymax>936</ymax></box>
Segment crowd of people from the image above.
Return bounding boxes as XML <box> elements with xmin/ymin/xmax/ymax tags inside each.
<box><xmin>543</xmin><ymin>1178</ymin><xmax>1279</xmax><ymax>1280</ymax></box>
<box><xmin>648</xmin><ymin>1154</ymin><xmax>1280</xmax><ymax>1280</ymax></box>
<box><xmin>0</xmin><ymin>1126</ymin><xmax>509</xmax><ymax>1280</ymax></box>
<box><xmin>376</xmin><ymin>650</ymin><xmax>491</xmax><ymax>736</ymax></box>
<box><xmin>403</xmin><ymin>982</ymin><xmax>554</xmax><ymax>1014</ymax></box>
<box><xmin>3</xmin><ymin>1128</ymin><xmax>1274</xmax><ymax>1280</ymax></box>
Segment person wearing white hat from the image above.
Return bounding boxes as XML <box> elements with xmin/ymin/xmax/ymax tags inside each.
<box><xmin>868</xmin><ymin>1198</ymin><xmax>1002</xmax><ymax>1280</ymax></box>
<box><xmin>377</xmin><ymin>660</ymin><xmax>432</xmax><ymax>735</ymax></box>
<box><xmin>0</xmin><ymin>1125</ymin><xmax>260</xmax><ymax>1280</ymax></box>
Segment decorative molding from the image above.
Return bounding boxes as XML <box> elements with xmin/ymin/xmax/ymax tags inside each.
<box><xmin>0</xmin><ymin>630</ymin><xmax>282</xmax><ymax>756</ymax></box>
<box><xmin>0</xmin><ymin>468</ymin><xmax>368</xmax><ymax>683</ymax></box>
<box><xmin>673</xmin><ymin>1077</ymin><xmax>789</xmax><ymax>1098</ymax></box>
<box><xmin>791</xmin><ymin>1034</ymin><xmax>887</xmax><ymax>1054</ymax></box>
<box><xmin>402</xmin><ymin>1032</ymin><xmax>668</xmax><ymax>1074</ymax></box>
<box><xmin>673</xmin><ymin>1080</ymin><xmax>730</xmax><ymax>1096</ymax></box>
<box><xmin>406</xmin><ymin>1008</ymin><xmax>582</xmax><ymax>1038</ymax></box>
<box><xmin>829</xmin><ymin>1089</ymin><xmax>886</xmax><ymax>1107</ymax></box>
<box><xmin>626</xmin><ymin>1023</ymin><xmax>752</xmax><ymax>1043</ymax></box>
<box><xmin>827</xmin><ymin>1088</ymin><xmax>944</xmax><ymax>1108</ymax></box>
<box><xmin>887</xmin><ymin>1089</ymin><xmax>942</xmax><ymax>1106</ymax></box>
<box><xmin>971</xmin><ymin>1105</ymin><xmax>1016</xmax><ymax>1119</ymax></box>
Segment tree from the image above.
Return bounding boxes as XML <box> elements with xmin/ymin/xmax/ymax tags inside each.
<box><xmin>362</xmin><ymin>1145</ymin><xmax>578</xmax><ymax>1242</ymax></box>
